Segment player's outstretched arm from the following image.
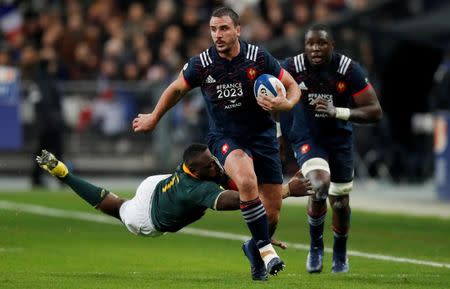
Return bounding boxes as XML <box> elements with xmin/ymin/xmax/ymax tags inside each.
<box><xmin>133</xmin><ymin>71</ymin><xmax>191</xmax><ymax>132</ymax></box>
<box><xmin>215</xmin><ymin>190</ymin><xmax>240</xmax><ymax>210</ymax></box>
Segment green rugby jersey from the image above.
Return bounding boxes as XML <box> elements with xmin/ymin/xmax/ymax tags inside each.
<box><xmin>150</xmin><ymin>164</ymin><xmax>225</xmax><ymax>232</ymax></box>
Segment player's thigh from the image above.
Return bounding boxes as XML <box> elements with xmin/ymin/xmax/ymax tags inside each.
<box><xmin>250</xmin><ymin>130</ymin><xmax>284</xmax><ymax>185</ymax></box>
<box><xmin>292</xmin><ymin>139</ymin><xmax>331</xmax><ymax>199</ymax></box>
<box><xmin>328</xmin><ymin>146</ymin><xmax>354</xmax><ymax>196</ymax></box>
<box><xmin>208</xmin><ymin>134</ymin><xmax>251</xmax><ymax>166</ymax></box>
<box><xmin>291</xmin><ymin>139</ymin><xmax>329</xmax><ymax>176</ymax></box>
<box><xmin>208</xmin><ymin>135</ymin><xmax>256</xmax><ymax>183</ymax></box>
<box><xmin>119</xmin><ymin>175</ymin><xmax>170</xmax><ymax>236</ymax></box>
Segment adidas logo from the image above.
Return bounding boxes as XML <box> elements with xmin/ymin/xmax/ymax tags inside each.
<box><xmin>206</xmin><ymin>75</ymin><xmax>216</xmax><ymax>84</ymax></box>
<box><xmin>299</xmin><ymin>81</ymin><xmax>308</xmax><ymax>90</ymax></box>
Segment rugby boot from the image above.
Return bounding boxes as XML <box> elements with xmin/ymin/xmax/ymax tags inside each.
<box><xmin>36</xmin><ymin>150</ymin><xmax>68</xmax><ymax>178</ymax></box>
<box><xmin>332</xmin><ymin>253</ymin><xmax>349</xmax><ymax>273</ymax></box>
<box><xmin>266</xmin><ymin>256</ymin><xmax>285</xmax><ymax>276</ymax></box>
<box><xmin>242</xmin><ymin>240</ymin><xmax>268</xmax><ymax>281</ymax></box>
<box><xmin>306</xmin><ymin>246</ymin><xmax>324</xmax><ymax>273</ymax></box>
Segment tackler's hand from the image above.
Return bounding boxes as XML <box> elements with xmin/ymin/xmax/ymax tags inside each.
<box><xmin>287</xmin><ymin>171</ymin><xmax>314</xmax><ymax>197</ymax></box>
<box><xmin>271</xmin><ymin>238</ymin><xmax>288</xmax><ymax>250</ymax></box>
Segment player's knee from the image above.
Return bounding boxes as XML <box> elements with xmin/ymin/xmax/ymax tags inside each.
<box><xmin>302</xmin><ymin>159</ymin><xmax>331</xmax><ymax>200</ymax></box>
<box><xmin>97</xmin><ymin>193</ymin><xmax>127</xmax><ymax>219</ymax></box>
<box><xmin>331</xmin><ymin>196</ymin><xmax>350</xmax><ymax>213</ymax></box>
<box><xmin>308</xmin><ymin>175</ymin><xmax>330</xmax><ymax>201</ymax></box>
<box><xmin>312</xmin><ymin>180</ymin><xmax>329</xmax><ymax>199</ymax></box>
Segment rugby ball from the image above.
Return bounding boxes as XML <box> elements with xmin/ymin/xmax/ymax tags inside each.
<box><xmin>253</xmin><ymin>74</ymin><xmax>286</xmax><ymax>98</ymax></box>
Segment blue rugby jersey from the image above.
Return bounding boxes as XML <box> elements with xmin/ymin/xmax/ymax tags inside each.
<box><xmin>182</xmin><ymin>40</ymin><xmax>283</xmax><ymax>137</ymax></box>
<box><xmin>281</xmin><ymin>52</ymin><xmax>370</xmax><ymax>146</ymax></box>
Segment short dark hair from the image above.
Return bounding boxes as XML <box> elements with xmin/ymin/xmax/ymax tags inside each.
<box><xmin>306</xmin><ymin>23</ymin><xmax>334</xmax><ymax>41</ymax></box>
<box><xmin>183</xmin><ymin>143</ymin><xmax>208</xmax><ymax>167</ymax></box>
<box><xmin>211</xmin><ymin>7</ymin><xmax>240</xmax><ymax>26</ymax></box>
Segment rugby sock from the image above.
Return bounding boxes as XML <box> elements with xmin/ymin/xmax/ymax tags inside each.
<box><xmin>332</xmin><ymin>204</ymin><xmax>351</xmax><ymax>256</ymax></box>
<box><xmin>59</xmin><ymin>173</ymin><xmax>109</xmax><ymax>207</ymax></box>
<box><xmin>241</xmin><ymin>197</ymin><xmax>278</xmax><ymax>267</ymax></box>
<box><xmin>333</xmin><ymin>231</ymin><xmax>348</xmax><ymax>256</ymax></box>
<box><xmin>308</xmin><ymin>209</ymin><xmax>327</xmax><ymax>250</ymax></box>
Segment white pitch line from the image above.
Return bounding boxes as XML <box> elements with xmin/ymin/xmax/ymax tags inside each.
<box><xmin>1</xmin><ymin>200</ymin><xmax>450</xmax><ymax>269</ymax></box>
<box><xmin>0</xmin><ymin>247</ymin><xmax>23</xmax><ymax>252</ymax></box>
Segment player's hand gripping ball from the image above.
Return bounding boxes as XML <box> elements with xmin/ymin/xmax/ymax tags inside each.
<box><xmin>253</xmin><ymin>74</ymin><xmax>286</xmax><ymax>99</ymax></box>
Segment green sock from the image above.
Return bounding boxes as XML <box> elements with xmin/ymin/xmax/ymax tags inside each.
<box><xmin>59</xmin><ymin>173</ymin><xmax>109</xmax><ymax>207</ymax></box>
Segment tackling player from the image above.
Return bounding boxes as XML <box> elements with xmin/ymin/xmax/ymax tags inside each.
<box><xmin>280</xmin><ymin>24</ymin><xmax>382</xmax><ymax>273</ymax></box>
<box><xmin>132</xmin><ymin>7</ymin><xmax>301</xmax><ymax>280</ymax></box>
<box><xmin>36</xmin><ymin>145</ymin><xmax>312</xmax><ymax>246</ymax></box>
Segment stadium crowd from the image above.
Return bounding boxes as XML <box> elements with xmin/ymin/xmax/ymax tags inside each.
<box><xmin>0</xmin><ymin>0</ymin><xmax>373</xmax><ymax>83</ymax></box>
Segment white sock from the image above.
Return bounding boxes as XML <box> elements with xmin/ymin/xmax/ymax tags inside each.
<box><xmin>259</xmin><ymin>243</ymin><xmax>279</xmax><ymax>268</ymax></box>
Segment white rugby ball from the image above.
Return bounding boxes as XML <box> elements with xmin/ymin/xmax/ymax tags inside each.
<box><xmin>253</xmin><ymin>74</ymin><xmax>286</xmax><ymax>98</ymax></box>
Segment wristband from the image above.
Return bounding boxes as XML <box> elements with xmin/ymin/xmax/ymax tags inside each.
<box><xmin>335</xmin><ymin>107</ymin><xmax>350</xmax><ymax>120</ymax></box>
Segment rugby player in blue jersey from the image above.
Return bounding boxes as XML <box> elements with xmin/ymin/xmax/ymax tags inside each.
<box><xmin>132</xmin><ymin>7</ymin><xmax>301</xmax><ymax>280</ymax></box>
<box><xmin>280</xmin><ymin>24</ymin><xmax>382</xmax><ymax>273</ymax></box>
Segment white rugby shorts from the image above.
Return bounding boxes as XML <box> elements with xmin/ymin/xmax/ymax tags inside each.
<box><xmin>119</xmin><ymin>174</ymin><xmax>171</xmax><ymax>237</ymax></box>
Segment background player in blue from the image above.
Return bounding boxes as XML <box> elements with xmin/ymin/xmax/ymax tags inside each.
<box><xmin>280</xmin><ymin>24</ymin><xmax>382</xmax><ymax>273</ymax></box>
<box><xmin>132</xmin><ymin>7</ymin><xmax>301</xmax><ymax>280</ymax></box>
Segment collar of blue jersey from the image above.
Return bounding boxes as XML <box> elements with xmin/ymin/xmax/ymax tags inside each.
<box><xmin>182</xmin><ymin>163</ymin><xmax>199</xmax><ymax>179</ymax></box>
<box><xmin>211</xmin><ymin>40</ymin><xmax>247</xmax><ymax>61</ymax></box>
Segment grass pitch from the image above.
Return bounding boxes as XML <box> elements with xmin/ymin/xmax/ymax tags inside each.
<box><xmin>1</xmin><ymin>189</ymin><xmax>449</xmax><ymax>289</ymax></box>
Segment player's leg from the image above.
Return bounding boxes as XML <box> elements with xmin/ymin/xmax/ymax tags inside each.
<box><xmin>292</xmin><ymin>141</ymin><xmax>330</xmax><ymax>273</ymax></box>
<box><xmin>224</xmin><ymin>150</ymin><xmax>284</xmax><ymax>276</ymax></box>
<box><xmin>328</xmin><ymin>193</ymin><xmax>350</xmax><ymax>273</ymax></box>
<box><xmin>36</xmin><ymin>150</ymin><xmax>126</xmax><ymax>220</ymax></box>
<box><xmin>252</xmin><ymin>128</ymin><xmax>285</xmax><ymax>238</ymax></box>
<box><xmin>258</xmin><ymin>184</ymin><xmax>282</xmax><ymax>238</ymax></box>
<box><xmin>328</xmin><ymin>146</ymin><xmax>354</xmax><ymax>273</ymax></box>
<box><xmin>210</xmin><ymin>137</ymin><xmax>283</xmax><ymax>279</ymax></box>
<box><xmin>248</xmin><ymin>131</ymin><xmax>286</xmax><ymax>278</ymax></box>
<box><xmin>304</xmin><ymin>166</ymin><xmax>330</xmax><ymax>273</ymax></box>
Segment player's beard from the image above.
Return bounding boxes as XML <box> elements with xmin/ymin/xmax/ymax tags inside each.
<box><xmin>215</xmin><ymin>37</ymin><xmax>237</xmax><ymax>55</ymax></box>
<box><xmin>215</xmin><ymin>42</ymin><xmax>230</xmax><ymax>54</ymax></box>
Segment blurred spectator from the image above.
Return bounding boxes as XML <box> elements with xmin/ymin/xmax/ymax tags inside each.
<box><xmin>91</xmin><ymin>89</ymin><xmax>127</xmax><ymax>138</ymax></box>
<box><xmin>125</xmin><ymin>2</ymin><xmax>147</xmax><ymax>37</ymax></box>
<box><xmin>0</xmin><ymin>2</ymin><xmax>24</xmax><ymax>45</ymax></box>
<box><xmin>429</xmin><ymin>48</ymin><xmax>450</xmax><ymax>111</ymax></box>
<box><xmin>136</xmin><ymin>48</ymin><xmax>153</xmax><ymax>78</ymax></box>
<box><xmin>292</xmin><ymin>0</ymin><xmax>312</xmax><ymax>27</ymax></box>
<box><xmin>70</xmin><ymin>41</ymin><xmax>97</xmax><ymax>79</ymax></box>
<box><xmin>21</xmin><ymin>44</ymin><xmax>65</xmax><ymax>188</ymax></box>
<box><xmin>0</xmin><ymin>46</ymin><xmax>11</xmax><ymax>66</ymax></box>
